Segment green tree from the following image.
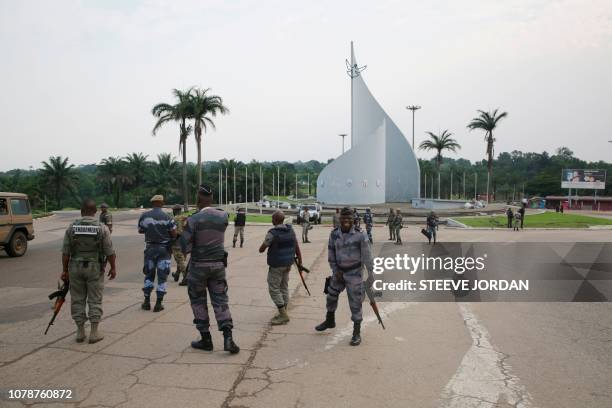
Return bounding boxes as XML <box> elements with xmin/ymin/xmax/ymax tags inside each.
<box><xmin>149</xmin><ymin>153</ymin><xmax>179</xmax><ymax>199</ymax></box>
<box><xmin>40</xmin><ymin>156</ymin><xmax>78</xmax><ymax>209</ymax></box>
<box><xmin>187</xmin><ymin>88</ymin><xmax>230</xmax><ymax>188</ymax></box>
<box><xmin>98</xmin><ymin>157</ymin><xmax>132</xmax><ymax>207</ymax></box>
<box><xmin>152</xmin><ymin>88</ymin><xmax>193</xmax><ymax>209</ymax></box>
<box><xmin>419</xmin><ymin>130</ymin><xmax>461</xmax><ymax>199</ymax></box>
<box><xmin>467</xmin><ymin>109</ymin><xmax>508</xmax><ymax>201</ymax></box>
<box><xmin>125</xmin><ymin>152</ymin><xmax>149</xmax><ymax>206</ymax></box>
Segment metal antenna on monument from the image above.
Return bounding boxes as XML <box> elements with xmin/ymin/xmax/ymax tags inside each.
<box><xmin>345</xmin><ymin>59</ymin><xmax>366</xmax><ymax>78</ymax></box>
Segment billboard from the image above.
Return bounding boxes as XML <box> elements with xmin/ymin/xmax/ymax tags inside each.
<box><xmin>561</xmin><ymin>169</ymin><xmax>607</xmax><ymax>189</ymax></box>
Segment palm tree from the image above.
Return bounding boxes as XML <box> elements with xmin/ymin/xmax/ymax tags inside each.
<box><xmin>188</xmin><ymin>88</ymin><xmax>229</xmax><ymax>188</ymax></box>
<box><xmin>40</xmin><ymin>156</ymin><xmax>78</xmax><ymax>209</ymax></box>
<box><xmin>125</xmin><ymin>153</ymin><xmax>149</xmax><ymax>206</ymax></box>
<box><xmin>152</xmin><ymin>88</ymin><xmax>193</xmax><ymax>209</ymax></box>
<box><xmin>467</xmin><ymin>109</ymin><xmax>508</xmax><ymax>202</ymax></box>
<box><xmin>419</xmin><ymin>130</ymin><xmax>461</xmax><ymax>199</ymax></box>
<box><xmin>98</xmin><ymin>157</ymin><xmax>133</xmax><ymax>207</ymax></box>
<box><xmin>149</xmin><ymin>153</ymin><xmax>179</xmax><ymax>199</ymax></box>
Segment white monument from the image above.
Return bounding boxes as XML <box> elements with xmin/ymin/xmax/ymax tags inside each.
<box><xmin>317</xmin><ymin>42</ymin><xmax>420</xmax><ymax>205</ymax></box>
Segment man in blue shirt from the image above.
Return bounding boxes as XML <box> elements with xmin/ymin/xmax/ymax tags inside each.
<box><xmin>138</xmin><ymin>195</ymin><xmax>177</xmax><ymax>312</ymax></box>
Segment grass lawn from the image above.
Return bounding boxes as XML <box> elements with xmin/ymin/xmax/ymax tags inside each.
<box><xmin>456</xmin><ymin>211</ymin><xmax>612</xmax><ymax>228</ymax></box>
<box><xmin>244</xmin><ymin>214</ymin><xmax>273</xmax><ymax>223</ymax></box>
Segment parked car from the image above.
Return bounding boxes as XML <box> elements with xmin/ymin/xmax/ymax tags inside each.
<box><xmin>0</xmin><ymin>192</ymin><xmax>35</xmax><ymax>257</ymax></box>
<box><xmin>297</xmin><ymin>204</ymin><xmax>322</xmax><ymax>224</ymax></box>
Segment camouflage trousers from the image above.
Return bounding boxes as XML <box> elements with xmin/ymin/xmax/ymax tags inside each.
<box><xmin>143</xmin><ymin>244</ymin><xmax>171</xmax><ymax>296</ymax></box>
<box><xmin>366</xmin><ymin>226</ymin><xmax>373</xmax><ymax>242</ymax></box>
<box><xmin>233</xmin><ymin>226</ymin><xmax>245</xmax><ymax>244</ymax></box>
<box><xmin>187</xmin><ymin>261</ymin><xmax>233</xmax><ymax>333</ymax></box>
<box><xmin>267</xmin><ymin>265</ymin><xmax>291</xmax><ymax>308</ymax></box>
<box><xmin>69</xmin><ymin>260</ymin><xmax>104</xmax><ymax>324</ymax></box>
<box><xmin>171</xmin><ymin>245</ymin><xmax>187</xmax><ymax>277</ymax></box>
<box><xmin>388</xmin><ymin>224</ymin><xmax>395</xmax><ymax>240</ymax></box>
<box><xmin>326</xmin><ymin>268</ymin><xmax>364</xmax><ymax>322</ymax></box>
<box><xmin>395</xmin><ymin>226</ymin><xmax>402</xmax><ymax>243</ymax></box>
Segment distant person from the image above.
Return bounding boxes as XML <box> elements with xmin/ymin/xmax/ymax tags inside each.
<box><xmin>426</xmin><ymin>211</ymin><xmax>438</xmax><ymax>244</ymax></box>
<box><xmin>506</xmin><ymin>207</ymin><xmax>514</xmax><ymax>228</ymax></box>
<box><xmin>61</xmin><ymin>199</ymin><xmax>116</xmax><ymax>343</ymax></box>
<box><xmin>258</xmin><ymin>210</ymin><xmax>302</xmax><ymax>325</ymax></box>
<box><xmin>513</xmin><ymin>211</ymin><xmax>522</xmax><ymax>231</ymax></box>
<box><xmin>353</xmin><ymin>208</ymin><xmax>361</xmax><ymax>229</ymax></box>
<box><xmin>386</xmin><ymin>208</ymin><xmax>396</xmax><ymax>241</ymax></box>
<box><xmin>171</xmin><ymin>204</ymin><xmax>188</xmax><ymax>286</ymax></box>
<box><xmin>560</xmin><ymin>205</ymin><xmax>564</xmax><ymax>214</ymax></box>
<box><xmin>394</xmin><ymin>209</ymin><xmax>403</xmax><ymax>245</ymax></box>
<box><xmin>519</xmin><ymin>205</ymin><xmax>526</xmax><ymax>229</ymax></box>
<box><xmin>301</xmin><ymin>207</ymin><xmax>311</xmax><ymax>243</ymax></box>
<box><xmin>363</xmin><ymin>208</ymin><xmax>373</xmax><ymax>243</ymax></box>
<box><xmin>138</xmin><ymin>195</ymin><xmax>177</xmax><ymax>312</ymax></box>
<box><xmin>181</xmin><ymin>185</ymin><xmax>239</xmax><ymax>354</ymax></box>
<box><xmin>99</xmin><ymin>203</ymin><xmax>113</xmax><ymax>234</ymax></box>
<box><xmin>232</xmin><ymin>207</ymin><xmax>246</xmax><ymax>248</ymax></box>
<box><xmin>332</xmin><ymin>208</ymin><xmax>340</xmax><ymax>229</ymax></box>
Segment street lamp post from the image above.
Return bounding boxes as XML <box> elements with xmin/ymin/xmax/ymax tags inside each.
<box><xmin>339</xmin><ymin>133</ymin><xmax>347</xmax><ymax>154</ymax></box>
<box><xmin>406</xmin><ymin>105</ymin><xmax>421</xmax><ymax>149</ymax></box>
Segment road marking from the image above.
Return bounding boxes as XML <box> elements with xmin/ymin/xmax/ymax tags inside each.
<box><xmin>439</xmin><ymin>303</ymin><xmax>533</xmax><ymax>407</ymax></box>
<box><xmin>323</xmin><ymin>302</ymin><xmax>415</xmax><ymax>350</ymax></box>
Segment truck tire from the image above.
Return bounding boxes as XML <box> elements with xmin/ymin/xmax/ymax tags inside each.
<box><xmin>6</xmin><ymin>230</ymin><xmax>27</xmax><ymax>257</ymax></box>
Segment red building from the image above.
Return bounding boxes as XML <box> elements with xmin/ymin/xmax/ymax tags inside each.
<box><xmin>545</xmin><ymin>196</ymin><xmax>612</xmax><ymax>211</ymax></box>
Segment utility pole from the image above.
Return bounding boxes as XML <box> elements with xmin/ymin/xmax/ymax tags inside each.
<box><xmin>225</xmin><ymin>167</ymin><xmax>228</xmax><ymax>206</ymax></box>
<box><xmin>424</xmin><ymin>173</ymin><xmax>427</xmax><ymax>199</ymax></box>
<box><xmin>406</xmin><ymin>105</ymin><xmax>421</xmax><ymax>149</ymax></box>
<box><xmin>307</xmin><ymin>173</ymin><xmax>310</xmax><ymax>197</ymax></box>
<box><xmin>245</xmin><ymin>166</ymin><xmax>248</xmax><ymax>213</ymax></box>
<box><xmin>259</xmin><ymin>166</ymin><xmax>263</xmax><ymax>215</ymax></box>
<box><xmin>450</xmin><ymin>171</ymin><xmax>453</xmax><ymax>199</ymax></box>
<box><xmin>474</xmin><ymin>173</ymin><xmax>478</xmax><ymax>201</ymax></box>
<box><xmin>295</xmin><ymin>174</ymin><xmax>298</xmax><ymax>201</ymax></box>
<box><xmin>339</xmin><ymin>133</ymin><xmax>347</xmax><ymax>154</ymax></box>
<box><xmin>233</xmin><ymin>167</ymin><xmax>236</xmax><ymax>205</ymax></box>
<box><xmin>463</xmin><ymin>172</ymin><xmax>466</xmax><ymax>199</ymax></box>
<box><xmin>277</xmin><ymin>166</ymin><xmax>280</xmax><ymax>208</ymax></box>
<box><xmin>438</xmin><ymin>172</ymin><xmax>441</xmax><ymax>200</ymax></box>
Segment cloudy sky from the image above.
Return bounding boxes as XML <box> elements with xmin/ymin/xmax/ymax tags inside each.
<box><xmin>1</xmin><ymin>0</ymin><xmax>611</xmax><ymax>171</ymax></box>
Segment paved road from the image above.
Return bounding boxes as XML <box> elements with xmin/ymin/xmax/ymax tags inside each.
<box><xmin>1</xmin><ymin>211</ymin><xmax>611</xmax><ymax>407</ymax></box>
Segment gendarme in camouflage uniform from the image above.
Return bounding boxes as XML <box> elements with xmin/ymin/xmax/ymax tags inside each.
<box><xmin>171</xmin><ymin>204</ymin><xmax>188</xmax><ymax>284</ymax></box>
<box><xmin>315</xmin><ymin>207</ymin><xmax>374</xmax><ymax>346</ymax></box>
<box><xmin>181</xmin><ymin>185</ymin><xmax>239</xmax><ymax>354</ymax></box>
<box><xmin>62</xmin><ymin>211</ymin><xmax>115</xmax><ymax>343</ymax></box>
<box><xmin>394</xmin><ymin>209</ymin><xmax>403</xmax><ymax>245</ymax></box>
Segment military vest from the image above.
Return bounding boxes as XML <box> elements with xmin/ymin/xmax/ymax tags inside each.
<box><xmin>174</xmin><ymin>214</ymin><xmax>187</xmax><ymax>236</ymax></box>
<box><xmin>70</xmin><ymin>218</ymin><xmax>103</xmax><ymax>262</ymax></box>
<box><xmin>267</xmin><ymin>225</ymin><xmax>296</xmax><ymax>267</ymax></box>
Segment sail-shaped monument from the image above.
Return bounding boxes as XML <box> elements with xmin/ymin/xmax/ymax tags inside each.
<box><xmin>316</xmin><ymin>42</ymin><xmax>420</xmax><ymax>205</ymax></box>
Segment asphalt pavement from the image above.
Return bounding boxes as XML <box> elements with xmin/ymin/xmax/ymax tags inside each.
<box><xmin>0</xmin><ymin>210</ymin><xmax>611</xmax><ymax>408</ymax></box>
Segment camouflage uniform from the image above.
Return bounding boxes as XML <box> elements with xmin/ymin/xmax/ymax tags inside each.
<box><xmin>386</xmin><ymin>211</ymin><xmax>396</xmax><ymax>240</ymax></box>
<box><xmin>138</xmin><ymin>208</ymin><xmax>176</xmax><ymax>298</ymax></box>
<box><xmin>326</xmin><ymin>226</ymin><xmax>373</xmax><ymax>323</ymax></box>
<box><xmin>172</xmin><ymin>213</ymin><xmax>188</xmax><ymax>279</ymax></box>
<box><xmin>363</xmin><ymin>210</ymin><xmax>373</xmax><ymax>243</ymax></box>
<box><xmin>99</xmin><ymin>211</ymin><xmax>113</xmax><ymax>233</ymax></box>
<box><xmin>61</xmin><ymin>217</ymin><xmax>114</xmax><ymax>324</ymax></box>
<box><xmin>301</xmin><ymin>209</ymin><xmax>311</xmax><ymax>243</ymax></box>
<box><xmin>181</xmin><ymin>207</ymin><xmax>233</xmax><ymax>333</ymax></box>
<box><xmin>394</xmin><ymin>212</ymin><xmax>403</xmax><ymax>244</ymax></box>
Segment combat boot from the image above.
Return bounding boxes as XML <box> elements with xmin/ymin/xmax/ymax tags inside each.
<box><xmin>89</xmin><ymin>322</ymin><xmax>104</xmax><ymax>344</ymax></box>
<box><xmin>315</xmin><ymin>312</ymin><xmax>336</xmax><ymax>331</ymax></box>
<box><xmin>76</xmin><ymin>323</ymin><xmax>86</xmax><ymax>343</ymax></box>
<box><xmin>232</xmin><ymin>240</ymin><xmax>236</xmax><ymax>248</ymax></box>
<box><xmin>179</xmin><ymin>276</ymin><xmax>188</xmax><ymax>286</ymax></box>
<box><xmin>271</xmin><ymin>306</ymin><xmax>290</xmax><ymax>325</ymax></box>
<box><xmin>240</xmin><ymin>240</ymin><xmax>244</xmax><ymax>248</ymax></box>
<box><xmin>141</xmin><ymin>296</ymin><xmax>151</xmax><ymax>310</ymax></box>
<box><xmin>191</xmin><ymin>332</ymin><xmax>213</xmax><ymax>351</ymax></box>
<box><xmin>172</xmin><ymin>271</ymin><xmax>180</xmax><ymax>282</ymax></box>
<box><xmin>153</xmin><ymin>293</ymin><xmax>164</xmax><ymax>312</ymax></box>
<box><xmin>349</xmin><ymin>321</ymin><xmax>361</xmax><ymax>346</ymax></box>
<box><xmin>223</xmin><ymin>328</ymin><xmax>240</xmax><ymax>354</ymax></box>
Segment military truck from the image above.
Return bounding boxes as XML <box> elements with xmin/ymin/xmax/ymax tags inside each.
<box><xmin>0</xmin><ymin>192</ymin><xmax>35</xmax><ymax>257</ymax></box>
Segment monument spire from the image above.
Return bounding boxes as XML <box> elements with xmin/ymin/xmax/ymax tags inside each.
<box><xmin>346</xmin><ymin>41</ymin><xmax>366</xmax><ymax>148</ymax></box>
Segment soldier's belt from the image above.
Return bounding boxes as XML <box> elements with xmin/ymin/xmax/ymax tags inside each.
<box><xmin>336</xmin><ymin>262</ymin><xmax>362</xmax><ymax>272</ymax></box>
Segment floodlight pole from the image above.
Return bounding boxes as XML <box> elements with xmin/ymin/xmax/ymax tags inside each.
<box><xmin>339</xmin><ymin>133</ymin><xmax>347</xmax><ymax>154</ymax></box>
<box><xmin>406</xmin><ymin>105</ymin><xmax>421</xmax><ymax>149</ymax></box>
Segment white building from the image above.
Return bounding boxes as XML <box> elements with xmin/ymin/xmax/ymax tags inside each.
<box><xmin>317</xmin><ymin>43</ymin><xmax>420</xmax><ymax>205</ymax></box>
